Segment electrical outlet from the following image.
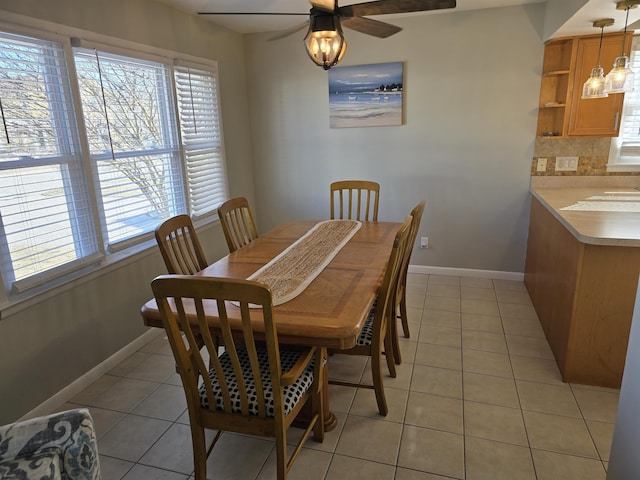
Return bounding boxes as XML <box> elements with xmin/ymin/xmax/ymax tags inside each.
<box><xmin>537</xmin><ymin>157</ymin><xmax>548</xmax><ymax>172</ymax></box>
<box><xmin>556</xmin><ymin>156</ymin><xmax>579</xmax><ymax>171</ymax></box>
<box><xmin>420</xmin><ymin>236</ymin><xmax>429</xmax><ymax>248</ymax></box>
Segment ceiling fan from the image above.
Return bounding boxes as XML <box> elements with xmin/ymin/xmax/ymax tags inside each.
<box><xmin>199</xmin><ymin>0</ymin><xmax>457</xmax><ymax>69</ymax></box>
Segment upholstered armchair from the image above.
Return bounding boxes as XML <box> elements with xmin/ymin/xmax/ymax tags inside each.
<box><xmin>0</xmin><ymin>408</ymin><xmax>101</xmax><ymax>479</ymax></box>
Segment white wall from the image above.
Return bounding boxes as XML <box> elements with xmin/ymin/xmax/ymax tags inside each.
<box><xmin>543</xmin><ymin>0</ymin><xmax>589</xmax><ymax>40</ymax></box>
<box><xmin>0</xmin><ymin>0</ymin><xmax>548</xmax><ymax>422</ymax></box>
<box><xmin>0</xmin><ymin>0</ymin><xmax>254</xmax><ymax>423</ymax></box>
<box><xmin>244</xmin><ymin>4</ymin><xmax>545</xmax><ymax>274</ymax></box>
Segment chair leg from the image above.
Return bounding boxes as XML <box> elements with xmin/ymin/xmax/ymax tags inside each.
<box><xmin>312</xmin><ymin>350</ymin><xmax>325</xmax><ymax>443</ymax></box>
<box><xmin>384</xmin><ymin>332</ymin><xmax>397</xmax><ymax>379</ymax></box>
<box><xmin>371</xmin><ymin>349</ymin><xmax>388</xmax><ymax>416</ymax></box>
<box><xmin>390</xmin><ymin>308</ymin><xmax>402</xmax><ymax>366</ymax></box>
<box><xmin>275</xmin><ymin>422</ymin><xmax>287</xmax><ymax>480</ymax></box>
<box><xmin>190</xmin><ymin>425</ymin><xmax>207</xmax><ymax>480</ymax></box>
<box><xmin>399</xmin><ymin>295</ymin><xmax>411</xmax><ymax>338</ymax></box>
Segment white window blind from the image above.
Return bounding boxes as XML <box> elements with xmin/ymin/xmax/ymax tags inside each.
<box><xmin>0</xmin><ymin>32</ymin><xmax>98</xmax><ymax>286</ymax></box>
<box><xmin>612</xmin><ymin>35</ymin><xmax>640</xmax><ymax>166</ymax></box>
<box><xmin>174</xmin><ymin>64</ymin><xmax>228</xmax><ymax>218</ymax></box>
<box><xmin>0</xmin><ymin>23</ymin><xmax>231</xmax><ymax>300</ymax></box>
<box><xmin>74</xmin><ymin>48</ymin><xmax>185</xmax><ymax>249</ymax></box>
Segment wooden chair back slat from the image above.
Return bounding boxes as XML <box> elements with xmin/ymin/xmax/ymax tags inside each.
<box><xmin>152</xmin><ymin>276</ymin><xmax>285</xmax><ymax>419</ymax></box>
<box><xmin>155</xmin><ymin>214</ymin><xmax>208</xmax><ymax>275</ymax></box>
<box><xmin>371</xmin><ymin>215</ymin><xmax>412</xmax><ymax>347</ymax></box>
<box><xmin>217</xmin><ymin>197</ymin><xmax>259</xmax><ymax>253</ymax></box>
<box><xmin>330</xmin><ymin>180</ymin><xmax>380</xmax><ymax>221</ymax></box>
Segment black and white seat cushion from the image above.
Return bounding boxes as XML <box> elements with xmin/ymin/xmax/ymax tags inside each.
<box><xmin>199</xmin><ymin>347</ymin><xmax>314</xmax><ymax>417</ymax></box>
<box><xmin>356</xmin><ymin>298</ymin><xmax>378</xmax><ymax>347</ymax></box>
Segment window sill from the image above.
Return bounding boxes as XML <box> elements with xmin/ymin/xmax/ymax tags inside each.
<box><xmin>0</xmin><ymin>215</ymin><xmax>220</xmax><ymax>320</ymax></box>
<box><xmin>606</xmin><ymin>163</ymin><xmax>640</xmax><ymax>173</ymax></box>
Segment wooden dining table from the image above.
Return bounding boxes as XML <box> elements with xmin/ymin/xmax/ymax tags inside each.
<box><xmin>140</xmin><ymin>219</ymin><xmax>402</xmax><ymax>431</ymax></box>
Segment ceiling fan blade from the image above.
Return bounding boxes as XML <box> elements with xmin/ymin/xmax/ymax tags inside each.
<box><xmin>341</xmin><ymin>17</ymin><xmax>402</xmax><ymax>38</ymax></box>
<box><xmin>197</xmin><ymin>11</ymin><xmax>307</xmax><ymax>16</ymax></box>
<box><xmin>339</xmin><ymin>0</ymin><xmax>456</xmax><ymax>18</ymax></box>
<box><xmin>269</xmin><ymin>20</ymin><xmax>310</xmax><ymax>41</ymax></box>
<box><xmin>309</xmin><ymin>0</ymin><xmax>337</xmax><ymax>13</ymax></box>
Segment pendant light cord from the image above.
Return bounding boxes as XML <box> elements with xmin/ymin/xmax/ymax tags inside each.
<box><xmin>0</xmin><ymin>97</ymin><xmax>9</xmax><ymax>144</ymax></box>
<box><xmin>597</xmin><ymin>26</ymin><xmax>605</xmax><ymax>68</ymax></box>
<box><xmin>621</xmin><ymin>6</ymin><xmax>630</xmax><ymax>56</ymax></box>
<box><xmin>94</xmin><ymin>49</ymin><xmax>117</xmax><ymax>164</ymax></box>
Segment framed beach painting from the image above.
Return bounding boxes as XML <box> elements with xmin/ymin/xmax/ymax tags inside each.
<box><xmin>328</xmin><ymin>61</ymin><xmax>404</xmax><ymax>128</ymax></box>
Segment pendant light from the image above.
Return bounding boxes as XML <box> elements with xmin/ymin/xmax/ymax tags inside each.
<box><xmin>304</xmin><ymin>8</ymin><xmax>347</xmax><ymax>70</ymax></box>
<box><xmin>582</xmin><ymin>19</ymin><xmax>615</xmax><ymax>99</ymax></box>
<box><xmin>604</xmin><ymin>0</ymin><xmax>640</xmax><ymax>94</ymax></box>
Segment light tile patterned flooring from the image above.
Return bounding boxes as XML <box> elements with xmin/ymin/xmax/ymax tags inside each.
<box><xmin>54</xmin><ymin>274</ymin><xmax>620</xmax><ymax>479</ymax></box>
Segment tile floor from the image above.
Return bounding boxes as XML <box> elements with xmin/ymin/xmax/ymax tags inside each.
<box><xmin>53</xmin><ymin>273</ymin><xmax>620</xmax><ymax>479</ymax></box>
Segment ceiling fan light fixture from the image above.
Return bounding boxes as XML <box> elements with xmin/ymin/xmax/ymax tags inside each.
<box><xmin>304</xmin><ymin>10</ymin><xmax>347</xmax><ymax>70</ymax></box>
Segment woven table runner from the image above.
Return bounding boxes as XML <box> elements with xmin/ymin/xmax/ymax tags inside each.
<box><xmin>248</xmin><ymin>219</ymin><xmax>361</xmax><ymax>306</ymax></box>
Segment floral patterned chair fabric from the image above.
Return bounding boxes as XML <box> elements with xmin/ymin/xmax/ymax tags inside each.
<box><xmin>0</xmin><ymin>408</ymin><xmax>100</xmax><ymax>480</ymax></box>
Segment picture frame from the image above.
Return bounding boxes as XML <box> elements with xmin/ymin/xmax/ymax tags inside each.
<box><xmin>328</xmin><ymin>61</ymin><xmax>404</xmax><ymax>128</ymax></box>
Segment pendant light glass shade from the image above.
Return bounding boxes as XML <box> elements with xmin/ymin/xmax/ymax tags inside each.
<box><xmin>604</xmin><ymin>55</ymin><xmax>634</xmax><ymax>93</ymax></box>
<box><xmin>583</xmin><ymin>67</ymin><xmax>609</xmax><ymax>99</ymax></box>
<box><xmin>604</xmin><ymin>1</ymin><xmax>639</xmax><ymax>94</ymax></box>
<box><xmin>304</xmin><ymin>11</ymin><xmax>346</xmax><ymax>70</ymax></box>
<box><xmin>582</xmin><ymin>19</ymin><xmax>614</xmax><ymax>99</ymax></box>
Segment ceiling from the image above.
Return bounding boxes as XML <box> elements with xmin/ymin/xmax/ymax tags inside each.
<box><xmin>154</xmin><ymin>0</ymin><xmax>640</xmax><ymax>38</ymax></box>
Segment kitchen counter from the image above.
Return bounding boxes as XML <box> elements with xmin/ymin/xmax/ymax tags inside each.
<box><xmin>530</xmin><ymin>182</ymin><xmax>640</xmax><ymax>247</ymax></box>
<box><xmin>525</xmin><ymin>176</ymin><xmax>640</xmax><ymax>388</ymax></box>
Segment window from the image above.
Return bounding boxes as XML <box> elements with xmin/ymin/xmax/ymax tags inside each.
<box><xmin>0</xmin><ymin>32</ymin><xmax>99</xmax><ymax>289</ymax></box>
<box><xmin>74</xmin><ymin>48</ymin><xmax>184</xmax><ymax>250</ymax></box>
<box><xmin>608</xmin><ymin>35</ymin><xmax>640</xmax><ymax>172</ymax></box>
<box><xmin>174</xmin><ymin>63</ymin><xmax>228</xmax><ymax>219</ymax></box>
<box><xmin>0</xmin><ymin>27</ymin><xmax>228</xmax><ymax>299</ymax></box>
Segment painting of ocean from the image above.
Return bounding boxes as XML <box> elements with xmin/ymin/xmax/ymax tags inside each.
<box><xmin>328</xmin><ymin>61</ymin><xmax>404</xmax><ymax>128</ymax></box>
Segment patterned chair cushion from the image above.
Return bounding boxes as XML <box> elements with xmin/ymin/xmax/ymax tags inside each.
<box><xmin>0</xmin><ymin>451</ymin><xmax>61</xmax><ymax>479</ymax></box>
<box><xmin>0</xmin><ymin>408</ymin><xmax>100</xmax><ymax>480</ymax></box>
<box><xmin>199</xmin><ymin>347</ymin><xmax>314</xmax><ymax>417</ymax></box>
<box><xmin>356</xmin><ymin>299</ymin><xmax>378</xmax><ymax>347</ymax></box>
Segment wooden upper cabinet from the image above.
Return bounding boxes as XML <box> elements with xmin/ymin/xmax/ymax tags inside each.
<box><xmin>568</xmin><ymin>32</ymin><xmax>632</xmax><ymax>137</ymax></box>
<box><xmin>536</xmin><ymin>32</ymin><xmax>632</xmax><ymax>138</ymax></box>
<box><xmin>536</xmin><ymin>38</ymin><xmax>575</xmax><ymax>137</ymax></box>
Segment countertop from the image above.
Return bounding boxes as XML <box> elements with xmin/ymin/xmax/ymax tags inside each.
<box><xmin>530</xmin><ymin>177</ymin><xmax>640</xmax><ymax>247</ymax></box>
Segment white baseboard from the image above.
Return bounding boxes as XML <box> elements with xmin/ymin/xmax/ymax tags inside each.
<box><xmin>408</xmin><ymin>265</ymin><xmax>524</xmax><ymax>282</ymax></box>
<box><xmin>21</xmin><ymin>329</ymin><xmax>163</xmax><ymax>421</ymax></box>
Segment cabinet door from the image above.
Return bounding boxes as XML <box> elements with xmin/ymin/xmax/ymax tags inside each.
<box><xmin>567</xmin><ymin>33</ymin><xmax>629</xmax><ymax>137</ymax></box>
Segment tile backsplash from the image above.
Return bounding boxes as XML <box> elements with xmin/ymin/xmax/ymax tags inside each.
<box><xmin>532</xmin><ymin>137</ymin><xmax>640</xmax><ymax>176</ymax></box>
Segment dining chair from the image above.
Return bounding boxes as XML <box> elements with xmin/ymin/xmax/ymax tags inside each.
<box><xmin>155</xmin><ymin>214</ymin><xmax>208</xmax><ymax>275</ymax></box>
<box><xmin>217</xmin><ymin>196</ymin><xmax>259</xmax><ymax>253</ymax></box>
<box><xmin>390</xmin><ymin>200</ymin><xmax>426</xmax><ymax>365</ymax></box>
<box><xmin>151</xmin><ymin>275</ymin><xmax>325</xmax><ymax>480</ymax></box>
<box><xmin>330</xmin><ymin>180</ymin><xmax>380</xmax><ymax>221</ymax></box>
<box><xmin>328</xmin><ymin>214</ymin><xmax>412</xmax><ymax>416</ymax></box>
<box><xmin>155</xmin><ymin>214</ymin><xmax>218</xmax><ymax>356</ymax></box>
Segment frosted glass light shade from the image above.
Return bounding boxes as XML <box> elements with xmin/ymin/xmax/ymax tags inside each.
<box><xmin>582</xmin><ymin>67</ymin><xmax>609</xmax><ymax>99</ymax></box>
<box><xmin>304</xmin><ymin>14</ymin><xmax>347</xmax><ymax>70</ymax></box>
<box><xmin>605</xmin><ymin>55</ymin><xmax>635</xmax><ymax>93</ymax></box>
